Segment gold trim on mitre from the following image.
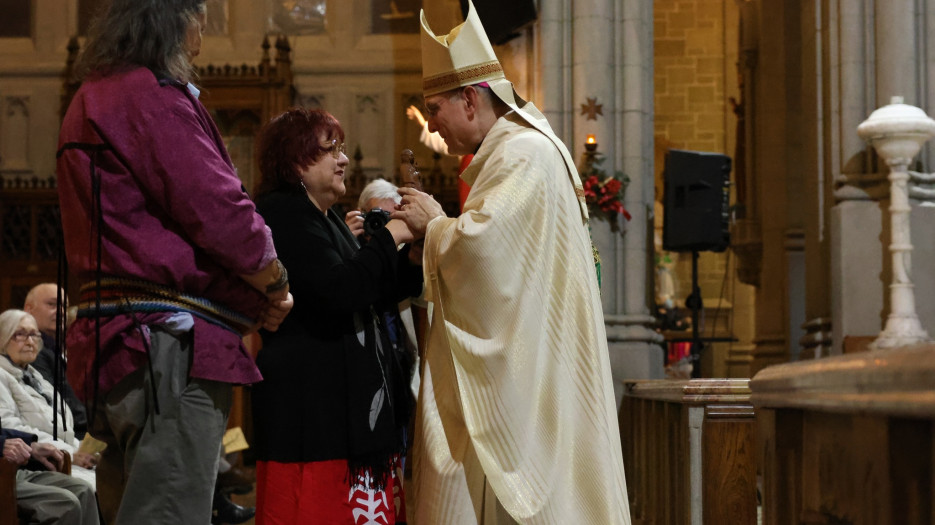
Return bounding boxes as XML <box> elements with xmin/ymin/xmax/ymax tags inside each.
<box><xmin>420</xmin><ymin>0</ymin><xmax>506</xmax><ymax>96</ymax></box>
<box><xmin>423</xmin><ymin>61</ymin><xmax>503</xmax><ymax>94</ymax></box>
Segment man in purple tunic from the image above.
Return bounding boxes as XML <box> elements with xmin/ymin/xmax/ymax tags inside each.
<box><xmin>55</xmin><ymin>1</ymin><xmax>293</xmax><ymax>523</ymax></box>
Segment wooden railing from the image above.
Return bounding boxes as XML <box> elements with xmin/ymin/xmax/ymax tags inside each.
<box><xmin>620</xmin><ymin>379</ymin><xmax>757</xmax><ymax>524</ymax></box>
<box><xmin>752</xmin><ymin>344</ymin><xmax>935</xmax><ymax>525</ymax></box>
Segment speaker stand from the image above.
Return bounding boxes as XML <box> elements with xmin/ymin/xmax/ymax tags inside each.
<box><xmin>685</xmin><ymin>250</ymin><xmax>704</xmax><ymax>378</ymax></box>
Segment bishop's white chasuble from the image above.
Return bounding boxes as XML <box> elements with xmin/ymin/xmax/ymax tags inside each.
<box><xmin>411</xmin><ymin>110</ymin><xmax>631</xmax><ymax>525</ymax></box>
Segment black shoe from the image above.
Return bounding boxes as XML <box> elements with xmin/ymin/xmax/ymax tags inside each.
<box><xmin>212</xmin><ymin>492</ymin><xmax>256</xmax><ymax>525</ymax></box>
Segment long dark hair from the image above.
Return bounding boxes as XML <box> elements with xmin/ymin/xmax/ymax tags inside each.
<box><xmin>74</xmin><ymin>0</ymin><xmax>205</xmax><ymax>83</ymax></box>
<box><xmin>255</xmin><ymin>108</ymin><xmax>345</xmax><ymax>197</ymax></box>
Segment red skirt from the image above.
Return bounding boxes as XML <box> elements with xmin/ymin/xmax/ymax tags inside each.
<box><xmin>255</xmin><ymin>458</ymin><xmax>406</xmax><ymax>525</ymax></box>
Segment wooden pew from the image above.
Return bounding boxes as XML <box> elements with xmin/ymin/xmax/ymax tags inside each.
<box><xmin>620</xmin><ymin>379</ymin><xmax>757</xmax><ymax>524</ymax></box>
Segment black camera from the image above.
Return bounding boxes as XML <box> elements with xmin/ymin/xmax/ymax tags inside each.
<box><xmin>361</xmin><ymin>208</ymin><xmax>391</xmax><ymax>236</ymax></box>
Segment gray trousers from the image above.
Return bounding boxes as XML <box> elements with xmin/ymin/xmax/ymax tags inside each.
<box><xmin>16</xmin><ymin>469</ymin><xmax>99</xmax><ymax>525</ymax></box>
<box><xmin>92</xmin><ymin>328</ymin><xmax>232</xmax><ymax>525</ymax></box>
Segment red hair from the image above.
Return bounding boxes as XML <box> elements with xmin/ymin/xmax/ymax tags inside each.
<box><xmin>255</xmin><ymin>108</ymin><xmax>344</xmax><ymax>196</ymax></box>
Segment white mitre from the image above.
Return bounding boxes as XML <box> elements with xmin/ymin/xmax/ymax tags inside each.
<box><xmin>419</xmin><ymin>0</ymin><xmax>590</xmax><ymax>220</ymax></box>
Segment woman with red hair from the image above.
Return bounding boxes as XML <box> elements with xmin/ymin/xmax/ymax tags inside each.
<box><xmin>252</xmin><ymin>108</ymin><xmax>422</xmax><ymax>524</ymax></box>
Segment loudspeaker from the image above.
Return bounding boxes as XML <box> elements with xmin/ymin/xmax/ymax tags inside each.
<box><xmin>460</xmin><ymin>0</ymin><xmax>537</xmax><ymax>45</ymax></box>
<box><xmin>662</xmin><ymin>149</ymin><xmax>732</xmax><ymax>253</ymax></box>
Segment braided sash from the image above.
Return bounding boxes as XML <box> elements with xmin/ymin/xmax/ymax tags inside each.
<box><xmin>77</xmin><ymin>277</ymin><xmax>255</xmax><ymax>335</ymax></box>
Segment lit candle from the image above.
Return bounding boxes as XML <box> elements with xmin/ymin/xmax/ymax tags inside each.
<box><xmin>585</xmin><ymin>134</ymin><xmax>598</xmax><ymax>152</ymax></box>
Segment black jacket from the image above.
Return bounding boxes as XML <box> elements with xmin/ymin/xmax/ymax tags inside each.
<box><xmin>251</xmin><ymin>190</ymin><xmax>423</xmax><ymax>463</ymax></box>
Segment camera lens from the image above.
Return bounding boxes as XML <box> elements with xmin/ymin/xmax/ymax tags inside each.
<box><xmin>362</xmin><ymin>208</ymin><xmax>391</xmax><ymax>236</ymax></box>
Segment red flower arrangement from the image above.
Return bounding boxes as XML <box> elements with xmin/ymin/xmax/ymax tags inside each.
<box><xmin>580</xmin><ymin>155</ymin><xmax>631</xmax><ymax>230</ymax></box>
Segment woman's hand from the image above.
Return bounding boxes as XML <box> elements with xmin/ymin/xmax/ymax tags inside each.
<box><xmin>386</xmin><ymin>219</ymin><xmax>414</xmax><ymax>245</ymax></box>
<box><xmin>2</xmin><ymin>437</ymin><xmax>31</xmax><ymax>465</ymax></box>
<box><xmin>392</xmin><ymin>187</ymin><xmax>446</xmax><ymax>237</ymax></box>
<box><xmin>344</xmin><ymin>209</ymin><xmax>364</xmax><ymax>238</ymax></box>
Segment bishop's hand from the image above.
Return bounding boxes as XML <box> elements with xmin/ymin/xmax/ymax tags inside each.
<box><xmin>392</xmin><ymin>187</ymin><xmax>446</xmax><ymax>238</ymax></box>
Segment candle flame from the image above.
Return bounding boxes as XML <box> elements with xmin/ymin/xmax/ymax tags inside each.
<box><xmin>586</xmin><ymin>134</ymin><xmax>596</xmax><ymax>144</ymax></box>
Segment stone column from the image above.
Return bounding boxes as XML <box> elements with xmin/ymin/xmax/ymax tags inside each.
<box><xmin>540</xmin><ymin>0</ymin><xmax>663</xmax><ymax>401</ymax></box>
<box><xmin>875</xmin><ymin>0</ymin><xmax>919</xmax><ymax>109</ymax></box>
<box><xmin>829</xmin><ymin>0</ymin><xmax>886</xmax><ymax>354</ymax></box>
<box><xmin>539</xmin><ymin>0</ymin><xmax>572</xmax><ymax>140</ymax></box>
<box><xmin>799</xmin><ymin>0</ymin><xmax>833</xmax><ymax>359</ymax></box>
<box><xmin>748</xmin><ymin>0</ymin><xmax>791</xmax><ymax>373</ymax></box>
<box><xmin>603</xmin><ymin>0</ymin><xmax>663</xmax><ymax>388</ymax></box>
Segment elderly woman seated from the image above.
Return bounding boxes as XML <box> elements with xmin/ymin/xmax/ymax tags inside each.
<box><xmin>0</xmin><ymin>309</ymin><xmax>96</xmax><ymax>488</ymax></box>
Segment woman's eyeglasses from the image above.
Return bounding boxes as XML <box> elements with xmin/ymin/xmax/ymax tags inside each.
<box><xmin>10</xmin><ymin>331</ymin><xmax>42</xmax><ymax>343</ymax></box>
<box><xmin>324</xmin><ymin>139</ymin><xmax>347</xmax><ymax>160</ymax></box>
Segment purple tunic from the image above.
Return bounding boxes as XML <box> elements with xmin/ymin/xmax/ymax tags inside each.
<box><xmin>57</xmin><ymin>67</ymin><xmax>272</xmax><ymax>399</ymax></box>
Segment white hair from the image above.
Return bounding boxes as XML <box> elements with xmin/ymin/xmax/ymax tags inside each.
<box><xmin>358</xmin><ymin>178</ymin><xmax>401</xmax><ymax>210</ymax></box>
<box><xmin>0</xmin><ymin>309</ymin><xmax>40</xmax><ymax>355</ymax></box>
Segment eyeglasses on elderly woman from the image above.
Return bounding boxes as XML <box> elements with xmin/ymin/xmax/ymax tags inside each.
<box><xmin>10</xmin><ymin>330</ymin><xmax>42</xmax><ymax>343</ymax></box>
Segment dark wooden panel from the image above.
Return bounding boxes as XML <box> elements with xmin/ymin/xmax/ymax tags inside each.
<box><xmin>703</xmin><ymin>405</ymin><xmax>756</xmax><ymax>524</ymax></box>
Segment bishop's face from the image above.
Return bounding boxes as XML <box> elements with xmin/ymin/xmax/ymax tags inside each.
<box><xmin>424</xmin><ymin>88</ymin><xmax>475</xmax><ymax>156</ymax></box>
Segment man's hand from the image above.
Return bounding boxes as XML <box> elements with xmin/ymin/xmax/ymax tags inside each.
<box><xmin>345</xmin><ymin>209</ymin><xmax>364</xmax><ymax>238</ymax></box>
<box><xmin>29</xmin><ymin>442</ymin><xmax>65</xmax><ymax>472</ymax></box>
<box><xmin>392</xmin><ymin>187</ymin><xmax>446</xmax><ymax>237</ymax></box>
<box><xmin>2</xmin><ymin>438</ymin><xmax>31</xmax><ymax>466</ymax></box>
<box><xmin>259</xmin><ymin>292</ymin><xmax>294</xmax><ymax>332</ymax></box>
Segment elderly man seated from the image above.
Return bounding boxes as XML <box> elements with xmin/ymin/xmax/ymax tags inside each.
<box><xmin>2</xmin><ymin>421</ymin><xmax>99</xmax><ymax>524</ymax></box>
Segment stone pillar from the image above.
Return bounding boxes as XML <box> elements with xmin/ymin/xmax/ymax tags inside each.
<box><xmin>829</xmin><ymin>0</ymin><xmax>887</xmax><ymax>354</ymax></box>
<box><xmin>798</xmin><ymin>0</ymin><xmax>833</xmax><ymax>359</ymax></box>
<box><xmin>540</xmin><ymin>0</ymin><xmax>663</xmax><ymax>401</ymax></box>
<box><xmin>604</xmin><ymin>0</ymin><xmax>663</xmax><ymax>388</ymax></box>
<box><xmin>875</xmin><ymin>0</ymin><xmax>919</xmax><ymax>109</ymax></box>
<box><xmin>539</xmin><ymin>0</ymin><xmax>572</xmax><ymax>139</ymax></box>
<box><xmin>748</xmin><ymin>0</ymin><xmax>791</xmax><ymax>373</ymax></box>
